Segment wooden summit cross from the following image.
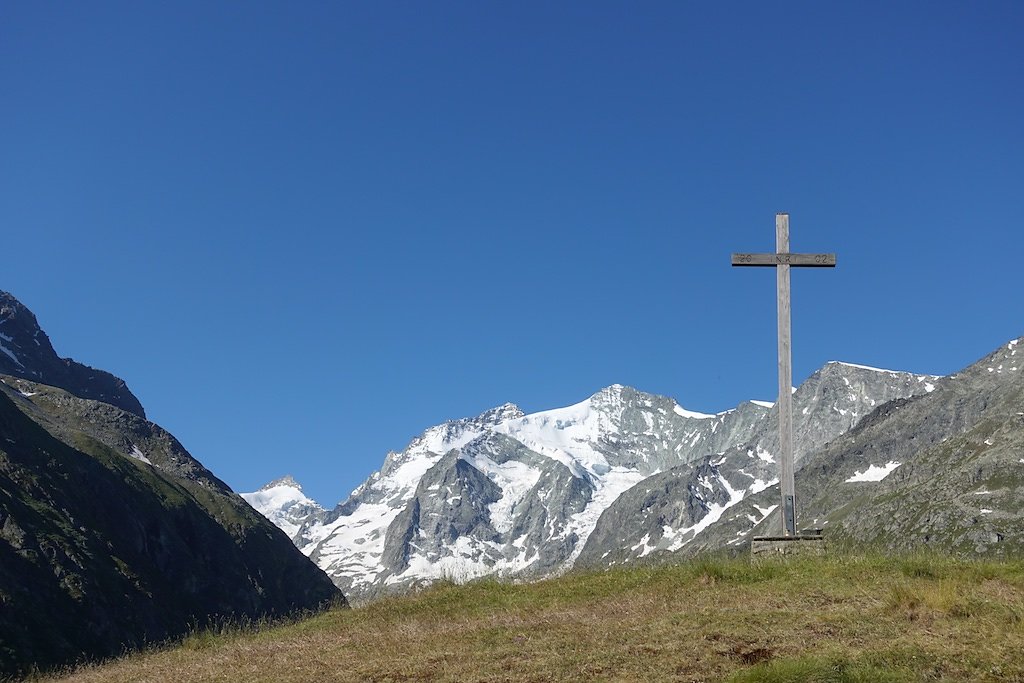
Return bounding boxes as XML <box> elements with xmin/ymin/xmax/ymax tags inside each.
<box><xmin>732</xmin><ymin>213</ymin><xmax>835</xmax><ymax>537</ymax></box>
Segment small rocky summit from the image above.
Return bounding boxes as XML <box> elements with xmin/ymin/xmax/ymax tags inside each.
<box><xmin>0</xmin><ymin>291</ymin><xmax>145</xmax><ymax>417</ymax></box>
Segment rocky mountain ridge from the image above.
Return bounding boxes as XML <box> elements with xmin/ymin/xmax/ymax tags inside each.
<box><xmin>578</xmin><ymin>337</ymin><xmax>1024</xmax><ymax>565</ymax></box>
<box><xmin>791</xmin><ymin>337</ymin><xmax>1024</xmax><ymax>553</ymax></box>
<box><xmin>0</xmin><ymin>293</ymin><xmax>342</xmax><ymax>677</ymax></box>
<box><xmin>246</xmin><ymin>360</ymin><xmax>940</xmax><ymax>601</ymax></box>
<box><xmin>0</xmin><ymin>291</ymin><xmax>145</xmax><ymax>417</ymax></box>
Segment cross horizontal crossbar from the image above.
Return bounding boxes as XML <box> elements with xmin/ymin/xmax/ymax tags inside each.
<box><xmin>731</xmin><ymin>253</ymin><xmax>836</xmax><ymax>267</ymax></box>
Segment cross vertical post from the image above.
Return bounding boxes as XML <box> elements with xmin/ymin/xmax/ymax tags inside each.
<box><xmin>775</xmin><ymin>214</ymin><xmax>796</xmax><ymax>536</ymax></box>
<box><xmin>732</xmin><ymin>213</ymin><xmax>836</xmax><ymax>537</ymax></box>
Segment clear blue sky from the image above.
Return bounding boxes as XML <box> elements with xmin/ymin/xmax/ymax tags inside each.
<box><xmin>2</xmin><ymin>2</ymin><xmax>1021</xmax><ymax>505</ymax></box>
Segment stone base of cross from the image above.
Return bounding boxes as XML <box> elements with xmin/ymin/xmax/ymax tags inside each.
<box><xmin>732</xmin><ymin>213</ymin><xmax>835</xmax><ymax>536</ymax></box>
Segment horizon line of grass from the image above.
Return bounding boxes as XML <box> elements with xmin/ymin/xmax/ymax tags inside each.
<box><xmin>26</xmin><ymin>548</ymin><xmax>1024</xmax><ymax>683</ymax></box>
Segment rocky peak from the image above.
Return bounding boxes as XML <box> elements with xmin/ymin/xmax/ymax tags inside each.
<box><xmin>397</xmin><ymin>403</ymin><xmax>526</xmax><ymax>462</ymax></box>
<box><xmin>261</xmin><ymin>475</ymin><xmax>304</xmax><ymax>491</ymax></box>
<box><xmin>590</xmin><ymin>383</ymin><xmax>630</xmax><ymax>402</ymax></box>
<box><xmin>0</xmin><ymin>291</ymin><xmax>62</xmax><ymax>371</ymax></box>
<box><xmin>475</xmin><ymin>402</ymin><xmax>525</xmax><ymax>425</ymax></box>
<box><xmin>0</xmin><ymin>291</ymin><xmax>146</xmax><ymax>417</ymax></box>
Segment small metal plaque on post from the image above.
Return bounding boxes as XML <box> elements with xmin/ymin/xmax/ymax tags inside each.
<box><xmin>784</xmin><ymin>495</ymin><xmax>796</xmax><ymax>536</ymax></box>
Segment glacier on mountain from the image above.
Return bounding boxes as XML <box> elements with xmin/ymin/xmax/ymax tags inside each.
<box><xmin>244</xmin><ymin>363</ymin><xmax>941</xmax><ymax>601</ymax></box>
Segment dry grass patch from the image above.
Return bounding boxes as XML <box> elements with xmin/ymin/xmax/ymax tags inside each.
<box><xmin>29</xmin><ymin>553</ymin><xmax>1024</xmax><ymax>683</ymax></box>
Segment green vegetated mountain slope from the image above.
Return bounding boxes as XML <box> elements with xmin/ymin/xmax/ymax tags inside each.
<box><xmin>0</xmin><ymin>295</ymin><xmax>343</xmax><ymax>678</ymax></box>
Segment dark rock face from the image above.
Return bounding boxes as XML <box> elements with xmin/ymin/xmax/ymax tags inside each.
<box><xmin>504</xmin><ymin>453</ymin><xmax>592</xmax><ymax>576</ymax></box>
<box><xmin>0</xmin><ymin>379</ymin><xmax>344</xmax><ymax>677</ymax></box>
<box><xmin>0</xmin><ymin>292</ymin><xmax>145</xmax><ymax>417</ymax></box>
<box><xmin>379</xmin><ymin>451</ymin><xmax>503</xmax><ymax>582</ymax></box>
<box><xmin>0</xmin><ymin>291</ymin><xmax>344</xmax><ymax>678</ymax></box>
<box><xmin>578</xmin><ymin>460</ymin><xmax>739</xmax><ymax>567</ymax></box>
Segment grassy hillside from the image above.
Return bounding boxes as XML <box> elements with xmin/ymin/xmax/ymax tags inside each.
<box><xmin>34</xmin><ymin>552</ymin><xmax>1024</xmax><ymax>683</ymax></box>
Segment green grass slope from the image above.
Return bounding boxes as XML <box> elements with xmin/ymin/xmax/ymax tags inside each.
<box><xmin>40</xmin><ymin>552</ymin><xmax>1024</xmax><ymax>683</ymax></box>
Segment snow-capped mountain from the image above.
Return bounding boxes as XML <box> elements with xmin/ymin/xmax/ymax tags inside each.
<box><xmin>576</xmin><ymin>360</ymin><xmax>940</xmax><ymax>565</ymax></box>
<box><xmin>242</xmin><ymin>475</ymin><xmax>326</xmax><ymax>540</ymax></box>
<box><xmin>245</xmin><ymin>363</ymin><xmax>937</xmax><ymax>601</ymax></box>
